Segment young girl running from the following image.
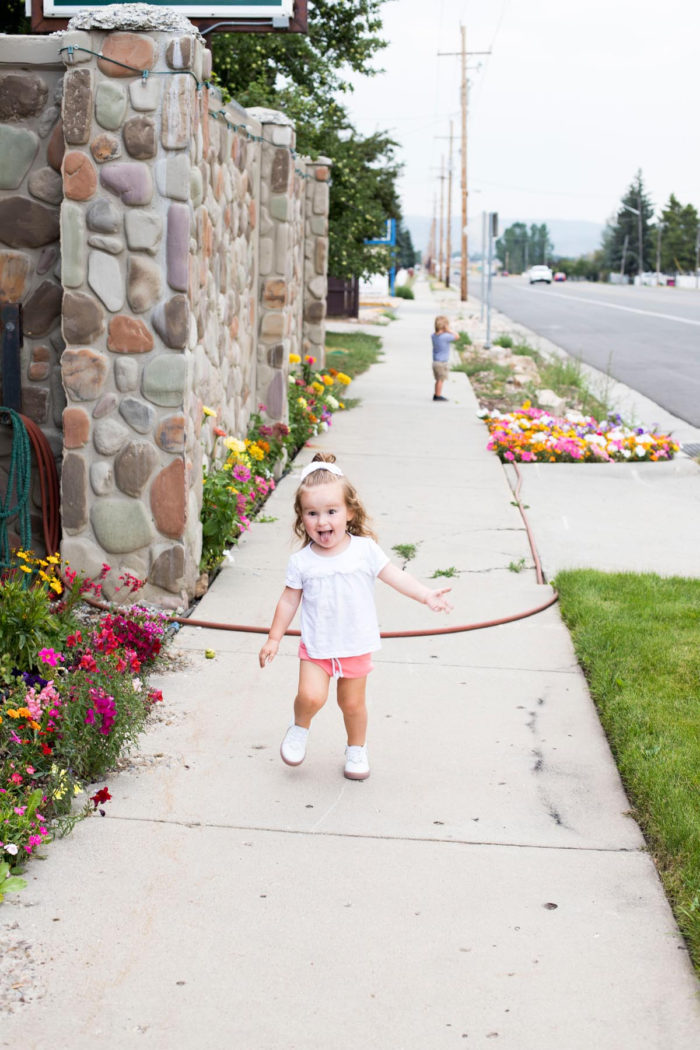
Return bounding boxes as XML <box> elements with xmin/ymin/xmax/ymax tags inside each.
<box><xmin>258</xmin><ymin>453</ymin><xmax>453</xmax><ymax>780</ymax></box>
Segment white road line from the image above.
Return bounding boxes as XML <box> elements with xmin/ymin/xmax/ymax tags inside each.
<box><xmin>514</xmin><ymin>286</ymin><xmax>700</xmax><ymax>328</ymax></box>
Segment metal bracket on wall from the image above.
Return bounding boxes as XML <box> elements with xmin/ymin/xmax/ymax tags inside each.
<box><xmin>1</xmin><ymin>303</ymin><xmax>23</xmax><ymax>413</ymax></box>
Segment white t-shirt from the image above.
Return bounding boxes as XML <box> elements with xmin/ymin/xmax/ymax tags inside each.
<box><xmin>285</xmin><ymin>535</ymin><xmax>390</xmax><ymax>658</ymax></box>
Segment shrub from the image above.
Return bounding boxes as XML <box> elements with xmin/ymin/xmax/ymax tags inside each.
<box><xmin>493</xmin><ymin>334</ymin><xmax>514</xmax><ymax>348</ymax></box>
<box><xmin>394</xmin><ymin>284</ymin><xmax>414</xmax><ymax>299</ymax></box>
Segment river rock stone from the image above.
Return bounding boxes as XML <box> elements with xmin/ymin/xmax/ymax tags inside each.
<box><xmin>155</xmin><ymin>153</ymin><xmax>190</xmax><ymax>201</ymax></box>
<box><xmin>142</xmin><ymin>353</ymin><xmax>186</xmax><ymax>406</ymax></box>
<box><xmin>0</xmin><ymin>126</ymin><xmax>39</xmax><ymax>190</ymax></box>
<box><xmin>93</xmin><ymin>416</ymin><xmax>129</xmax><ymax>455</ymax></box>
<box><xmin>88</xmin><ymin>250</ymin><xmax>125</xmax><ymax>311</ymax></box>
<box><xmin>161</xmin><ymin>76</ymin><xmax>191</xmax><ymax>150</ymax></box>
<box><xmin>119</xmin><ymin>397</ymin><xmax>155</xmax><ymax>434</ymax></box>
<box><xmin>263</xmin><ymin>279</ymin><xmax>287</xmax><ymax>307</ymax></box>
<box><xmin>305</xmin><ymin>300</ymin><xmax>325</xmax><ymax>323</ymax></box>
<box><xmin>0</xmin><ymin>197</ymin><xmax>59</xmax><ymax>249</ymax></box>
<box><xmin>265</xmin><ymin>370</ymin><xmax>285</xmax><ymax>420</ymax></box>
<box><xmin>86</xmin><ymin>198</ymin><xmax>121</xmax><ymax>233</ymax></box>
<box><xmin>100</xmin><ymin>162</ymin><xmax>153</xmax><ymax>206</ymax></box>
<box><xmin>152</xmin><ymin>294</ymin><xmax>189</xmax><ymax>349</ymax></box>
<box><xmin>95</xmin><ymin>81</ymin><xmax>127</xmax><ymax>130</ymax></box>
<box><xmin>63</xmin><ymin>151</ymin><xmax>97</xmax><ymax>201</ymax></box>
<box><xmin>61</xmin><ymin>454</ymin><xmax>88</xmax><ymax>533</ymax></box>
<box><xmin>36</xmin><ymin>245</ymin><xmax>58</xmax><ymax>275</ymax></box>
<box><xmin>151</xmin><ymin>459</ymin><xmax>185</xmax><ymax>538</ymax></box>
<box><xmin>124</xmin><ymin>209</ymin><xmax>162</xmax><ymax>252</ymax></box>
<box><xmin>90</xmin><ymin>133</ymin><xmax>122</xmax><ymax>163</ymax></box>
<box><xmin>0</xmin><ymin>72</ymin><xmax>48</xmax><ymax>120</ymax></box>
<box><xmin>123</xmin><ymin>116</ymin><xmax>156</xmax><ymax>159</ymax></box>
<box><xmin>97</xmin><ymin>33</ymin><xmax>156</xmax><ymax>79</ymax></box>
<box><xmin>90</xmin><ymin>460</ymin><xmax>114</xmax><ymax>496</ymax></box>
<box><xmin>63</xmin><ymin>290</ymin><xmax>105</xmax><ymax>344</ymax></box>
<box><xmin>166</xmin><ymin>36</ymin><xmax>193</xmax><ymax>70</ymax></box>
<box><xmin>129</xmin><ymin>76</ymin><xmax>160</xmax><ymax>112</ymax></box>
<box><xmin>87</xmin><ymin>234</ymin><xmax>124</xmax><ymax>254</ymax></box>
<box><xmin>114</xmin><ymin>356</ymin><xmax>139</xmax><ymax>392</ymax></box>
<box><xmin>0</xmin><ymin>252</ymin><xmax>30</xmax><ymax>303</ymax></box>
<box><xmin>28</xmin><ymin>345</ymin><xmax>51</xmax><ymax>381</ymax></box>
<box><xmin>38</xmin><ymin>103</ymin><xmax>60</xmax><ymax>140</ymax></box>
<box><xmin>127</xmin><ymin>255</ymin><xmax>162</xmax><ymax>312</ymax></box>
<box><xmin>149</xmin><ymin>543</ymin><xmax>185</xmax><ymax>593</ymax></box>
<box><xmin>107</xmin><ymin>315</ymin><xmax>154</xmax><ymax>353</ymax></box>
<box><xmin>62</xmin><ymin>347</ymin><xmax>109</xmax><ymax>401</ymax></box>
<box><xmin>28</xmin><ymin>166</ymin><xmax>63</xmax><ymax>205</ymax></box>
<box><xmin>270</xmin><ymin>149</ymin><xmax>290</xmax><ymax>192</ymax></box>
<box><xmin>22</xmin><ymin>386</ymin><xmax>49</xmax><ymax>424</ymax></box>
<box><xmin>91</xmin><ymin>498</ymin><xmax>153</xmax><ymax>554</ymax></box>
<box><xmin>155</xmin><ymin>414</ymin><xmax>185</xmax><ymax>452</ymax></box>
<box><xmin>60</xmin><ymin>202</ymin><xmax>86</xmax><ymax>287</ymax></box>
<box><xmin>63</xmin><ymin>406</ymin><xmax>90</xmax><ymax>448</ymax></box>
<box><xmin>47</xmin><ymin>120</ymin><xmax>65</xmax><ymax>172</ymax></box>
<box><xmin>261</xmin><ymin>312</ymin><xmax>284</xmax><ymax>339</ymax></box>
<box><xmin>166</xmin><ymin>203</ymin><xmax>190</xmax><ymax>291</ymax></box>
<box><xmin>92</xmin><ymin>393</ymin><xmax>118</xmax><ymax>418</ymax></box>
<box><xmin>23</xmin><ymin>280</ymin><xmax>62</xmax><ymax>337</ymax></box>
<box><xmin>114</xmin><ymin>440</ymin><xmax>159</xmax><ymax>496</ymax></box>
<box><xmin>314</xmin><ymin>239</ymin><xmax>327</xmax><ymax>274</ymax></box>
<box><xmin>63</xmin><ymin>69</ymin><xmax>92</xmax><ymax>145</ymax></box>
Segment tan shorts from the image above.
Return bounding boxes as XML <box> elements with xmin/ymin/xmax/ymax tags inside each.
<box><xmin>432</xmin><ymin>361</ymin><xmax>449</xmax><ymax>381</ymax></box>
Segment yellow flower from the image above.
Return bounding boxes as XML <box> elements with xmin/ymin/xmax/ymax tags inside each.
<box><xmin>73</xmin><ymin>783</ymin><xmax>83</xmax><ymax>796</ymax></box>
<box><xmin>248</xmin><ymin>445</ymin><xmax>264</xmax><ymax>461</ymax></box>
<box><xmin>19</xmin><ymin>565</ymin><xmax>31</xmax><ymax>574</ymax></box>
<box><xmin>322</xmin><ymin>375</ymin><xmax>334</xmax><ymax>386</ymax></box>
<box><xmin>311</xmin><ymin>381</ymin><xmax>324</xmax><ymax>394</ymax></box>
<box><xmin>336</xmin><ymin>372</ymin><xmax>351</xmax><ymax>386</ymax></box>
<box><xmin>224</xmin><ymin>437</ymin><xmax>246</xmax><ymax>455</ymax></box>
<box><xmin>297</xmin><ymin>397</ymin><xmax>308</xmax><ymax>408</ymax></box>
<box><xmin>49</xmin><ymin>579</ymin><xmax>63</xmax><ymax>594</ymax></box>
<box><xmin>202</xmin><ymin>405</ymin><xmax>216</xmax><ymax>418</ymax></box>
<box><xmin>7</xmin><ymin>709</ymin><xmax>19</xmax><ymax>719</ymax></box>
<box><xmin>46</xmin><ymin>553</ymin><xmax>61</xmax><ymax>565</ymax></box>
<box><xmin>0</xmin><ymin>715</ymin><xmax>3</xmax><ymax>726</ymax></box>
<box><xmin>39</xmin><ymin>570</ymin><xmax>49</xmax><ymax>583</ymax></box>
<box><xmin>289</xmin><ymin>353</ymin><xmax>301</xmax><ymax>364</ymax></box>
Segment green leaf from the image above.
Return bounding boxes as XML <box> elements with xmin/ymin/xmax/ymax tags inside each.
<box><xmin>1</xmin><ymin>876</ymin><xmax>27</xmax><ymax>894</ymax></box>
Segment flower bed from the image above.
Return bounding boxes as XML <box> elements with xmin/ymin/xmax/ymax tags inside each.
<box><xmin>200</xmin><ymin>355</ymin><xmax>351</xmax><ymax>574</ymax></box>
<box><xmin>0</xmin><ymin>552</ymin><xmax>167</xmax><ymax>900</ymax></box>
<box><xmin>484</xmin><ymin>403</ymin><xmax>679</xmax><ymax>463</ymax></box>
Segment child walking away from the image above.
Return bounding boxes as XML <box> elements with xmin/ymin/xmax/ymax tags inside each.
<box><xmin>431</xmin><ymin>315</ymin><xmax>459</xmax><ymax>401</ymax></box>
<box><xmin>259</xmin><ymin>453</ymin><xmax>453</xmax><ymax>781</ymax></box>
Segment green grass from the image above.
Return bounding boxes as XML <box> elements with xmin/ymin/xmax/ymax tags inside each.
<box><xmin>325</xmin><ymin>331</ymin><xmax>383</xmax><ymax>380</ymax></box>
<box><xmin>536</xmin><ymin>355</ymin><xmax>611</xmax><ymax>419</ymax></box>
<box><xmin>555</xmin><ymin>569</ymin><xmax>700</xmax><ymax>970</ymax></box>
<box><xmin>431</xmin><ymin>566</ymin><xmax>459</xmax><ymax>579</ymax></box>
<box><xmin>392</xmin><ymin>542</ymin><xmax>418</xmax><ymax>567</ymax></box>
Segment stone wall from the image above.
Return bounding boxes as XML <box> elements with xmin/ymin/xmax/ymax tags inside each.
<box><xmin>0</xmin><ymin>14</ymin><xmax>330</xmax><ymax>608</ymax></box>
<box><xmin>0</xmin><ymin>38</ymin><xmax>66</xmax><ymax>546</ymax></box>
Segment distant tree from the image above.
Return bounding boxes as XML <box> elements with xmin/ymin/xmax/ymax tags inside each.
<box><xmin>395</xmin><ymin>221</ymin><xmax>417</xmax><ymax>269</ymax></box>
<box><xmin>495</xmin><ymin>222</ymin><xmax>529</xmax><ymax>272</ymax></box>
<box><xmin>656</xmin><ymin>194</ymin><xmax>699</xmax><ymax>274</ymax></box>
<box><xmin>553</xmin><ymin>251</ymin><xmax>606</xmax><ymax>282</ymax></box>
<box><xmin>602</xmin><ymin>170</ymin><xmax>655</xmax><ymax>276</ymax></box>
<box><xmin>529</xmin><ymin>223</ymin><xmax>553</xmax><ymax>265</ymax></box>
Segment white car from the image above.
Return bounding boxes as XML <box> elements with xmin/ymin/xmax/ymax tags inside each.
<box><xmin>529</xmin><ymin>265</ymin><xmax>553</xmax><ymax>284</ymax></box>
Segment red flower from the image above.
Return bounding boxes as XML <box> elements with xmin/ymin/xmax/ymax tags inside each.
<box><xmin>213</xmin><ymin>426</ymin><xmax>227</xmax><ymax>437</ymax></box>
<box><xmin>148</xmin><ymin>689</ymin><xmax>163</xmax><ymax>704</ymax></box>
<box><xmin>41</xmin><ymin>743</ymin><xmax>53</xmax><ymax>756</ymax></box>
<box><xmin>90</xmin><ymin>787</ymin><xmax>112</xmax><ymax>809</ymax></box>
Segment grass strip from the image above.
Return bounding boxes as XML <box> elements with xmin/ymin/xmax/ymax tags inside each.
<box><xmin>555</xmin><ymin>569</ymin><xmax>700</xmax><ymax>970</ymax></box>
<box><xmin>325</xmin><ymin>331</ymin><xmax>383</xmax><ymax>379</ymax></box>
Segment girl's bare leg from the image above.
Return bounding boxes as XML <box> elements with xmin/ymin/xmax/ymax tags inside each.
<box><xmin>336</xmin><ymin>676</ymin><xmax>368</xmax><ymax>746</ymax></box>
<box><xmin>294</xmin><ymin>660</ymin><xmax>330</xmax><ymax>728</ymax></box>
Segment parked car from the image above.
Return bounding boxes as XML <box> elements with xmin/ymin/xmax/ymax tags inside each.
<box><xmin>529</xmin><ymin>265</ymin><xmax>553</xmax><ymax>284</ymax></box>
<box><xmin>553</xmin><ymin>271</ymin><xmax>567</xmax><ymax>282</ymax></box>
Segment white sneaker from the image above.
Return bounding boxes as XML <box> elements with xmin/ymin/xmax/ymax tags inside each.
<box><xmin>280</xmin><ymin>724</ymin><xmax>308</xmax><ymax>766</ymax></box>
<box><xmin>344</xmin><ymin>744</ymin><xmax>370</xmax><ymax>781</ymax></box>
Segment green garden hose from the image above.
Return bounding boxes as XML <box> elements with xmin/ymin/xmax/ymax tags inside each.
<box><xmin>0</xmin><ymin>408</ymin><xmax>32</xmax><ymax>570</ymax></box>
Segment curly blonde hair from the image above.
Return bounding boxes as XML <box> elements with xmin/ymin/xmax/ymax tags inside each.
<box><xmin>293</xmin><ymin>453</ymin><xmax>376</xmax><ymax>544</ymax></box>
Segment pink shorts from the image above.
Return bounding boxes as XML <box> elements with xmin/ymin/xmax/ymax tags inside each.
<box><xmin>299</xmin><ymin>642</ymin><xmax>373</xmax><ymax>679</ymax></box>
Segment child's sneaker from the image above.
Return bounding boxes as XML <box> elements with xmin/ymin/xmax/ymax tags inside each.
<box><xmin>280</xmin><ymin>724</ymin><xmax>308</xmax><ymax>766</ymax></box>
<box><xmin>344</xmin><ymin>744</ymin><xmax>370</xmax><ymax>780</ymax></box>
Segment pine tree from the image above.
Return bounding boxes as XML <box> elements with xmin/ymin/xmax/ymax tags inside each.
<box><xmin>657</xmin><ymin>195</ymin><xmax>699</xmax><ymax>274</ymax></box>
<box><xmin>603</xmin><ymin>170</ymin><xmax>655</xmax><ymax>277</ymax></box>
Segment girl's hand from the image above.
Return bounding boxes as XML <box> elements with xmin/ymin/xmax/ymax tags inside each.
<box><xmin>259</xmin><ymin>638</ymin><xmax>279</xmax><ymax>668</ymax></box>
<box><xmin>426</xmin><ymin>587</ymin><xmax>453</xmax><ymax>613</ymax></box>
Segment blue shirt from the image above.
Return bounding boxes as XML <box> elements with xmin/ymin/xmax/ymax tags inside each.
<box><xmin>431</xmin><ymin>331</ymin><xmax>456</xmax><ymax>362</ymax></box>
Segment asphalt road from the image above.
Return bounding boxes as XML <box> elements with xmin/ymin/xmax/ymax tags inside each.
<box><xmin>482</xmin><ymin>278</ymin><xmax>700</xmax><ymax>426</ymax></box>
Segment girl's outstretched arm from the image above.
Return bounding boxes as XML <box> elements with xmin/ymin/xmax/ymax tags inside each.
<box><xmin>378</xmin><ymin>563</ymin><xmax>453</xmax><ymax>613</ymax></box>
<box><xmin>259</xmin><ymin>586</ymin><xmax>302</xmax><ymax>667</ymax></box>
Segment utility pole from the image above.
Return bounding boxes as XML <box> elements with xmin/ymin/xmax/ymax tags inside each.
<box><xmin>428</xmin><ymin>196</ymin><xmax>437</xmax><ymax>276</ymax></box>
<box><xmin>438</xmin><ymin>155</ymin><xmax>445</xmax><ymax>284</ymax></box>
<box><xmin>438</xmin><ymin>31</ymin><xmax>491</xmax><ymax>303</ymax></box>
<box><xmin>446</xmin><ymin>120</ymin><xmax>454</xmax><ymax>288</ymax></box>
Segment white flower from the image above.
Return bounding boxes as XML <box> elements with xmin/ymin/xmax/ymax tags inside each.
<box><xmin>4</xmin><ymin>844</ymin><xmax>18</xmax><ymax>856</ymax></box>
<box><xmin>635</xmin><ymin>446</ymin><xmax>647</xmax><ymax>457</ymax></box>
<box><xmin>132</xmin><ymin>677</ymin><xmax>142</xmax><ymax>693</ymax></box>
<box><xmin>325</xmin><ymin>395</ymin><xmax>339</xmax><ymax>411</ymax></box>
<box><xmin>622</xmin><ymin>449</ymin><xmax>631</xmax><ymax>458</ymax></box>
<box><xmin>588</xmin><ymin>434</ymin><xmax>607</xmax><ymax>447</ymax></box>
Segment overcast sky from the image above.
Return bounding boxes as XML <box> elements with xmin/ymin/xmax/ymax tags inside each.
<box><xmin>341</xmin><ymin>0</ymin><xmax>699</xmax><ymax>229</ymax></box>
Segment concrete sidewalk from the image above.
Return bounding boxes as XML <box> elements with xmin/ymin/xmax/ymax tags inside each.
<box><xmin>2</xmin><ymin>283</ymin><xmax>699</xmax><ymax>1049</ymax></box>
